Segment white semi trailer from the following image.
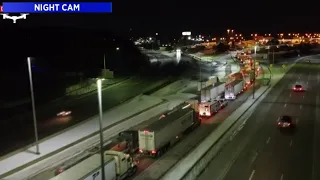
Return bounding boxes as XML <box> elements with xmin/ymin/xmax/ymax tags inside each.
<box><xmin>50</xmin><ymin>150</ymin><xmax>136</xmax><ymax>180</ymax></box>
<box><xmin>224</xmin><ymin>79</ymin><xmax>244</xmax><ymax>100</ymax></box>
<box><xmin>138</xmin><ymin>108</ymin><xmax>199</xmax><ymax>157</ymax></box>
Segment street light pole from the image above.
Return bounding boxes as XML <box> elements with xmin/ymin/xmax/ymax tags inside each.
<box><xmin>97</xmin><ymin>79</ymin><xmax>105</xmax><ymax>180</ymax></box>
<box><xmin>27</xmin><ymin>57</ymin><xmax>40</xmax><ymax>155</ymax></box>
<box><xmin>253</xmin><ymin>46</ymin><xmax>257</xmax><ymax>99</ymax></box>
<box><xmin>103</xmin><ymin>54</ymin><xmax>106</xmax><ymax>70</ymax></box>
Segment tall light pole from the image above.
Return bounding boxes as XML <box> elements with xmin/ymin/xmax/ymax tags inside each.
<box><xmin>103</xmin><ymin>54</ymin><xmax>106</xmax><ymax>70</ymax></box>
<box><xmin>27</xmin><ymin>57</ymin><xmax>40</xmax><ymax>155</ymax></box>
<box><xmin>253</xmin><ymin>45</ymin><xmax>257</xmax><ymax>99</ymax></box>
<box><xmin>97</xmin><ymin>79</ymin><xmax>105</xmax><ymax>180</ymax></box>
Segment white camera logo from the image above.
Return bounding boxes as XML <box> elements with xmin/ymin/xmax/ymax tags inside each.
<box><xmin>1</xmin><ymin>13</ymin><xmax>29</xmax><ymax>23</ymax></box>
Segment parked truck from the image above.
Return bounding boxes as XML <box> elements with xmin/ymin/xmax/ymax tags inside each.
<box><xmin>224</xmin><ymin>79</ymin><xmax>244</xmax><ymax>100</ymax></box>
<box><xmin>138</xmin><ymin>107</ymin><xmax>199</xmax><ymax>157</ymax></box>
<box><xmin>198</xmin><ymin>100</ymin><xmax>221</xmax><ymax>117</ymax></box>
<box><xmin>200</xmin><ymin>82</ymin><xmax>225</xmax><ymax>102</ymax></box>
<box><xmin>50</xmin><ymin>150</ymin><xmax>137</xmax><ymax>180</ymax></box>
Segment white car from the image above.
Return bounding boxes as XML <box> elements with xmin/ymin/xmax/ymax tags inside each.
<box><xmin>57</xmin><ymin>110</ymin><xmax>72</xmax><ymax>117</ymax></box>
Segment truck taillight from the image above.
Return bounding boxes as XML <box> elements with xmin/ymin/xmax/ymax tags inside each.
<box><xmin>57</xmin><ymin>168</ymin><xmax>63</xmax><ymax>174</ymax></box>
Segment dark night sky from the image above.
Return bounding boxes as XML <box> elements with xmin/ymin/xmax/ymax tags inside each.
<box><xmin>1</xmin><ymin>0</ymin><xmax>319</xmax><ymax>35</ymax></box>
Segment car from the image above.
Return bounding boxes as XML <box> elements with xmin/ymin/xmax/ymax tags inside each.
<box><xmin>293</xmin><ymin>84</ymin><xmax>304</xmax><ymax>92</ymax></box>
<box><xmin>57</xmin><ymin>110</ymin><xmax>72</xmax><ymax>117</ymax></box>
<box><xmin>277</xmin><ymin>115</ymin><xmax>293</xmax><ymax>129</ymax></box>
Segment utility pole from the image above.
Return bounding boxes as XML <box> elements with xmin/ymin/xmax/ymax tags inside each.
<box><xmin>27</xmin><ymin>57</ymin><xmax>40</xmax><ymax>155</ymax></box>
<box><xmin>97</xmin><ymin>79</ymin><xmax>106</xmax><ymax>180</ymax></box>
<box><xmin>103</xmin><ymin>53</ymin><xmax>106</xmax><ymax>70</ymax></box>
<box><xmin>253</xmin><ymin>45</ymin><xmax>257</xmax><ymax>99</ymax></box>
<box><xmin>272</xmin><ymin>49</ymin><xmax>275</xmax><ymax>64</ymax></box>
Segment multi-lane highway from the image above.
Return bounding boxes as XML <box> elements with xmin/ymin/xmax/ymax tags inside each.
<box><xmin>198</xmin><ymin>56</ymin><xmax>320</xmax><ymax>180</ymax></box>
<box><xmin>0</xmin><ymin>77</ymin><xmax>171</xmax><ymax>156</ymax></box>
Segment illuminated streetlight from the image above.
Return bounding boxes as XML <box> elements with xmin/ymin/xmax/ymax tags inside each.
<box><xmin>253</xmin><ymin>45</ymin><xmax>257</xmax><ymax>99</ymax></box>
<box><xmin>97</xmin><ymin>79</ymin><xmax>106</xmax><ymax>180</ymax></box>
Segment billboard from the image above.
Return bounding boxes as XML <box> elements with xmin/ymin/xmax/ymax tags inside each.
<box><xmin>182</xmin><ymin>31</ymin><xmax>191</xmax><ymax>36</ymax></box>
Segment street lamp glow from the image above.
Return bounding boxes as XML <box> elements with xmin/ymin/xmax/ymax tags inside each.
<box><xmin>97</xmin><ymin>78</ymin><xmax>106</xmax><ymax>180</ymax></box>
<box><xmin>116</xmin><ymin>47</ymin><xmax>120</xmax><ymax>50</ymax></box>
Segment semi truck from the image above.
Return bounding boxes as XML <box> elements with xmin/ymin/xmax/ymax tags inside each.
<box><xmin>50</xmin><ymin>150</ymin><xmax>137</xmax><ymax>180</ymax></box>
<box><xmin>200</xmin><ymin>82</ymin><xmax>225</xmax><ymax>102</ymax></box>
<box><xmin>224</xmin><ymin>79</ymin><xmax>244</xmax><ymax>100</ymax></box>
<box><xmin>138</xmin><ymin>107</ymin><xmax>199</xmax><ymax>157</ymax></box>
<box><xmin>53</xmin><ymin>101</ymin><xmax>200</xmax><ymax>176</ymax></box>
<box><xmin>198</xmin><ymin>100</ymin><xmax>221</xmax><ymax>117</ymax></box>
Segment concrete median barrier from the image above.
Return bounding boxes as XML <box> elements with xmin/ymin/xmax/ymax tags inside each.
<box><xmin>160</xmin><ymin>85</ymin><xmax>270</xmax><ymax>180</ymax></box>
<box><xmin>160</xmin><ymin>56</ymin><xmax>303</xmax><ymax>180</ymax></box>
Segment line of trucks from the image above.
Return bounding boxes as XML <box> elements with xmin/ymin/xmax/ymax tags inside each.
<box><xmin>48</xmin><ymin>71</ymin><xmax>258</xmax><ymax>180</ymax></box>
<box><xmin>198</xmin><ymin>72</ymin><xmax>255</xmax><ymax>117</ymax></box>
<box><xmin>50</xmin><ymin>102</ymin><xmax>200</xmax><ymax>180</ymax></box>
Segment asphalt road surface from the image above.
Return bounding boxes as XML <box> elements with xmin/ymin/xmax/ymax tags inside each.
<box><xmin>0</xmin><ymin>77</ymin><xmax>166</xmax><ymax>156</ymax></box>
<box><xmin>130</xmin><ymin>82</ymin><xmax>263</xmax><ymax>180</ymax></box>
<box><xmin>198</xmin><ymin>56</ymin><xmax>320</xmax><ymax>180</ymax></box>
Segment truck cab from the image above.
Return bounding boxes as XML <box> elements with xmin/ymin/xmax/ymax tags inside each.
<box><xmin>105</xmin><ymin>150</ymin><xmax>137</xmax><ymax>178</ymax></box>
<box><xmin>198</xmin><ymin>100</ymin><xmax>220</xmax><ymax>117</ymax></box>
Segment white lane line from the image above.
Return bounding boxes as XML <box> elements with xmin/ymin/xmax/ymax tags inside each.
<box><xmin>249</xmin><ymin>170</ymin><xmax>255</xmax><ymax>180</ymax></box>
<box><xmin>303</xmin><ymin>95</ymin><xmax>305</xmax><ymax>99</ymax></box>
<box><xmin>284</xmin><ymin>104</ymin><xmax>287</xmax><ymax>107</ymax></box>
<box><xmin>289</xmin><ymin>93</ymin><xmax>291</xmax><ymax>97</ymax></box>
<box><xmin>266</xmin><ymin>137</ymin><xmax>271</xmax><ymax>144</ymax></box>
<box><xmin>296</xmin><ymin>118</ymin><xmax>299</xmax><ymax>124</ymax></box>
<box><xmin>300</xmin><ymin>105</ymin><xmax>303</xmax><ymax>109</ymax></box>
<box><xmin>307</xmin><ymin>81</ymin><xmax>309</xmax><ymax>84</ymax></box>
<box><xmin>251</xmin><ymin>152</ymin><xmax>258</xmax><ymax>163</ymax></box>
<box><xmin>290</xmin><ymin>140</ymin><xmax>293</xmax><ymax>147</ymax></box>
<box><xmin>280</xmin><ymin>174</ymin><xmax>284</xmax><ymax>180</ymax></box>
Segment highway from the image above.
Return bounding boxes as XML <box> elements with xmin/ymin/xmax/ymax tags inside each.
<box><xmin>0</xmin><ymin>77</ymin><xmax>170</xmax><ymax>156</ymax></box>
<box><xmin>197</xmin><ymin>56</ymin><xmax>320</xmax><ymax>180</ymax></box>
<box><xmin>130</xmin><ymin>80</ymin><xmax>263</xmax><ymax>180</ymax></box>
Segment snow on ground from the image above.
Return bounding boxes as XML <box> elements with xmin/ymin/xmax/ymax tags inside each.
<box><xmin>161</xmin><ymin>93</ymin><xmax>198</xmax><ymax>102</ymax></box>
<box><xmin>0</xmin><ymin>95</ymin><xmax>163</xmax><ymax>176</ymax></box>
<box><xmin>151</xmin><ymin>80</ymin><xmax>190</xmax><ymax>97</ymax></box>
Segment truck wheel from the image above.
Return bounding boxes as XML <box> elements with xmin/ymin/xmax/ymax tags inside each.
<box><xmin>156</xmin><ymin>150</ymin><xmax>162</xmax><ymax>157</ymax></box>
<box><xmin>129</xmin><ymin>166</ymin><xmax>137</xmax><ymax>176</ymax></box>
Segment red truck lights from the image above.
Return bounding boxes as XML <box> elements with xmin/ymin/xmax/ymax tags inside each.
<box><xmin>0</xmin><ymin>6</ymin><xmax>3</xmax><ymax>12</ymax></box>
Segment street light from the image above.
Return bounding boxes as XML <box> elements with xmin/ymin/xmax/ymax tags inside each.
<box><xmin>103</xmin><ymin>53</ymin><xmax>106</xmax><ymax>70</ymax></box>
<box><xmin>27</xmin><ymin>57</ymin><xmax>40</xmax><ymax>155</ymax></box>
<box><xmin>253</xmin><ymin>45</ymin><xmax>257</xmax><ymax>99</ymax></box>
<box><xmin>97</xmin><ymin>79</ymin><xmax>105</xmax><ymax>180</ymax></box>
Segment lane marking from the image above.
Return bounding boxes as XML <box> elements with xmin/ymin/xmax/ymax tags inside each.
<box><xmin>280</xmin><ymin>174</ymin><xmax>284</xmax><ymax>180</ymax></box>
<box><xmin>266</xmin><ymin>137</ymin><xmax>271</xmax><ymax>144</ymax></box>
<box><xmin>300</xmin><ymin>105</ymin><xmax>302</xmax><ymax>109</ymax></box>
<box><xmin>307</xmin><ymin>81</ymin><xmax>309</xmax><ymax>84</ymax></box>
<box><xmin>290</xmin><ymin>140</ymin><xmax>293</xmax><ymax>147</ymax></box>
<box><xmin>289</xmin><ymin>93</ymin><xmax>291</xmax><ymax>97</ymax></box>
<box><xmin>296</xmin><ymin>118</ymin><xmax>299</xmax><ymax>124</ymax></box>
<box><xmin>251</xmin><ymin>152</ymin><xmax>258</xmax><ymax>163</ymax></box>
<box><xmin>303</xmin><ymin>95</ymin><xmax>305</xmax><ymax>99</ymax></box>
<box><xmin>249</xmin><ymin>170</ymin><xmax>255</xmax><ymax>180</ymax></box>
<box><xmin>284</xmin><ymin>104</ymin><xmax>287</xmax><ymax>107</ymax></box>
